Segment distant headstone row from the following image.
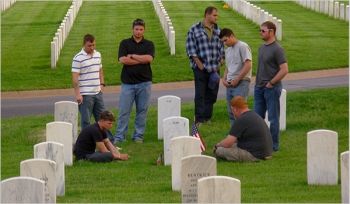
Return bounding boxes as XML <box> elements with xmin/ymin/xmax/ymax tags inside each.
<box><xmin>0</xmin><ymin>0</ymin><xmax>16</xmax><ymax>12</ymax></box>
<box><xmin>1</xmin><ymin>101</ymin><xmax>78</xmax><ymax>203</ymax></box>
<box><xmin>152</xmin><ymin>0</ymin><xmax>175</xmax><ymax>55</ymax></box>
<box><xmin>295</xmin><ymin>0</ymin><xmax>349</xmax><ymax>22</ymax></box>
<box><xmin>51</xmin><ymin>0</ymin><xmax>83</xmax><ymax>68</ymax></box>
<box><xmin>224</xmin><ymin>0</ymin><xmax>283</xmax><ymax>41</ymax></box>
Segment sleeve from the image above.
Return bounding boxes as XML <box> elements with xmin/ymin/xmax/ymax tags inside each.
<box><xmin>186</xmin><ymin>29</ymin><xmax>197</xmax><ymax>58</ymax></box>
<box><xmin>99</xmin><ymin>53</ymin><xmax>102</xmax><ymax>69</ymax></box>
<box><xmin>240</xmin><ymin>44</ymin><xmax>252</xmax><ymax>62</ymax></box>
<box><xmin>276</xmin><ymin>46</ymin><xmax>287</xmax><ymax>65</ymax></box>
<box><xmin>118</xmin><ymin>40</ymin><xmax>128</xmax><ymax>60</ymax></box>
<box><xmin>219</xmin><ymin>40</ymin><xmax>225</xmax><ymax>60</ymax></box>
<box><xmin>147</xmin><ymin>41</ymin><xmax>155</xmax><ymax>58</ymax></box>
<box><xmin>71</xmin><ymin>56</ymin><xmax>81</xmax><ymax>73</ymax></box>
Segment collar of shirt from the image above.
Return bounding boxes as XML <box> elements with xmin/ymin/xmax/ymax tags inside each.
<box><xmin>81</xmin><ymin>48</ymin><xmax>95</xmax><ymax>56</ymax></box>
<box><xmin>130</xmin><ymin>36</ymin><xmax>145</xmax><ymax>44</ymax></box>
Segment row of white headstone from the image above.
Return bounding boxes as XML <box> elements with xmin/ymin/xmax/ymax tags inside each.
<box><xmin>1</xmin><ymin>101</ymin><xmax>79</xmax><ymax>203</ymax></box>
<box><xmin>0</xmin><ymin>0</ymin><xmax>15</xmax><ymax>12</ymax></box>
<box><xmin>224</xmin><ymin>0</ymin><xmax>283</xmax><ymax>41</ymax></box>
<box><xmin>156</xmin><ymin>95</ymin><xmax>241</xmax><ymax>202</ymax></box>
<box><xmin>51</xmin><ymin>0</ymin><xmax>83</xmax><ymax>68</ymax></box>
<box><xmin>152</xmin><ymin>0</ymin><xmax>175</xmax><ymax>55</ymax></box>
<box><xmin>295</xmin><ymin>0</ymin><xmax>349</xmax><ymax>22</ymax></box>
<box><xmin>307</xmin><ymin>129</ymin><xmax>349</xmax><ymax>203</ymax></box>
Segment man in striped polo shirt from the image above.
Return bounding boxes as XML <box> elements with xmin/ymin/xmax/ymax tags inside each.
<box><xmin>72</xmin><ymin>34</ymin><xmax>106</xmax><ymax>130</ymax></box>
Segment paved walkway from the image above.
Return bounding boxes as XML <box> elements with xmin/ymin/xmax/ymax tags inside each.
<box><xmin>1</xmin><ymin>68</ymin><xmax>348</xmax><ymax>118</ymax></box>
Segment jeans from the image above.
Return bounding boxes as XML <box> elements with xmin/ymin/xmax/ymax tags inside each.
<box><xmin>193</xmin><ymin>68</ymin><xmax>219</xmax><ymax>122</ymax></box>
<box><xmin>254</xmin><ymin>84</ymin><xmax>282</xmax><ymax>151</ymax></box>
<box><xmin>86</xmin><ymin>152</ymin><xmax>113</xmax><ymax>162</ymax></box>
<box><xmin>114</xmin><ymin>81</ymin><xmax>151</xmax><ymax>142</ymax></box>
<box><xmin>226</xmin><ymin>80</ymin><xmax>250</xmax><ymax>126</ymax></box>
<box><xmin>79</xmin><ymin>92</ymin><xmax>105</xmax><ymax>130</ymax></box>
<box><xmin>214</xmin><ymin>144</ymin><xmax>258</xmax><ymax>162</ymax></box>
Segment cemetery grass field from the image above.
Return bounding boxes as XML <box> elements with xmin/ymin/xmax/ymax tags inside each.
<box><xmin>1</xmin><ymin>1</ymin><xmax>349</xmax><ymax>91</ymax></box>
<box><xmin>1</xmin><ymin>87</ymin><xmax>348</xmax><ymax>203</ymax></box>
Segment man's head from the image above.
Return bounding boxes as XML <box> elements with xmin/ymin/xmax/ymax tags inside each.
<box><xmin>260</xmin><ymin>21</ymin><xmax>276</xmax><ymax>41</ymax></box>
<box><xmin>83</xmin><ymin>34</ymin><xmax>95</xmax><ymax>54</ymax></box>
<box><xmin>98</xmin><ymin>111</ymin><xmax>116</xmax><ymax>130</ymax></box>
<box><xmin>204</xmin><ymin>6</ymin><xmax>218</xmax><ymax>25</ymax></box>
<box><xmin>219</xmin><ymin>28</ymin><xmax>237</xmax><ymax>46</ymax></box>
<box><xmin>230</xmin><ymin>96</ymin><xmax>249</xmax><ymax>119</ymax></box>
<box><xmin>132</xmin><ymin>18</ymin><xmax>145</xmax><ymax>40</ymax></box>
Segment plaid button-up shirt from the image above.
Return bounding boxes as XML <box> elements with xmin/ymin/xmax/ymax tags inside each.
<box><xmin>186</xmin><ymin>22</ymin><xmax>224</xmax><ymax>72</ymax></box>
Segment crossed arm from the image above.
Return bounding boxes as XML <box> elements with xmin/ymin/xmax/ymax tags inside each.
<box><xmin>119</xmin><ymin>54</ymin><xmax>153</xmax><ymax>66</ymax></box>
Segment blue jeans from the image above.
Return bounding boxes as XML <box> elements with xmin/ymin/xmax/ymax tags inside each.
<box><xmin>193</xmin><ymin>68</ymin><xmax>219</xmax><ymax>122</ymax></box>
<box><xmin>114</xmin><ymin>81</ymin><xmax>151</xmax><ymax>142</ymax></box>
<box><xmin>79</xmin><ymin>92</ymin><xmax>105</xmax><ymax>130</ymax></box>
<box><xmin>254</xmin><ymin>84</ymin><xmax>282</xmax><ymax>151</ymax></box>
<box><xmin>226</xmin><ymin>80</ymin><xmax>250</xmax><ymax>126</ymax></box>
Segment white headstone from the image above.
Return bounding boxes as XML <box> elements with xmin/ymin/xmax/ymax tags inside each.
<box><xmin>20</xmin><ymin>159</ymin><xmax>56</xmax><ymax>203</ymax></box>
<box><xmin>158</xmin><ymin>95</ymin><xmax>181</xmax><ymax>140</ymax></box>
<box><xmin>198</xmin><ymin>176</ymin><xmax>241</xmax><ymax>203</ymax></box>
<box><xmin>54</xmin><ymin>101</ymin><xmax>78</xmax><ymax>144</ymax></box>
<box><xmin>307</xmin><ymin>129</ymin><xmax>338</xmax><ymax>185</ymax></box>
<box><xmin>341</xmin><ymin>151</ymin><xmax>349</xmax><ymax>203</ymax></box>
<box><xmin>334</xmin><ymin>2</ymin><xmax>339</xmax><ymax>19</ymax></box>
<box><xmin>171</xmin><ymin>136</ymin><xmax>201</xmax><ymax>191</ymax></box>
<box><xmin>46</xmin><ymin>121</ymin><xmax>73</xmax><ymax>166</ymax></box>
<box><xmin>340</xmin><ymin>3</ymin><xmax>345</xmax><ymax>20</ymax></box>
<box><xmin>163</xmin><ymin>116</ymin><xmax>189</xmax><ymax>165</ymax></box>
<box><xmin>181</xmin><ymin>155</ymin><xmax>217</xmax><ymax>203</ymax></box>
<box><xmin>34</xmin><ymin>141</ymin><xmax>65</xmax><ymax>196</ymax></box>
<box><xmin>1</xmin><ymin>176</ymin><xmax>45</xmax><ymax>203</ymax></box>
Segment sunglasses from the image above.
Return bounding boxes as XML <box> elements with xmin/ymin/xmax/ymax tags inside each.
<box><xmin>259</xmin><ymin>29</ymin><xmax>271</xmax><ymax>33</ymax></box>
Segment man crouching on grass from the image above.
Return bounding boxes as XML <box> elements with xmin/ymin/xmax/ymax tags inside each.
<box><xmin>213</xmin><ymin>96</ymin><xmax>272</xmax><ymax>162</ymax></box>
<box><xmin>74</xmin><ymin>111</ymin><xmax>129</xmax><ymax>162</ymax></box>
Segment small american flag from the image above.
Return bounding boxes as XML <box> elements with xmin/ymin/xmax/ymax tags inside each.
<box><xmin>191</xmin><ymin>123</ymin><xmax>206</xmax><ymax>152</ymax></box>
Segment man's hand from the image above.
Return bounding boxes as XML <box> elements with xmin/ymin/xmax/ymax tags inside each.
<box><xmin>76</xmin><ymin>94</ymin><xmax>83</xmax><ymax>105</ymax></box>
<box><xmin>222</xmin><ymin>79</ymin><xmax>230</xmax><ymax>88</ymax></box>
<box><xmin>116</xmin><ymin>153</ymin><xmax>129</xmax><ymax>161</ymax></box>
<box><xmin>230</xmin><ymin>79</ymin><xmax>240</xmax><ymax>88</ymax></box>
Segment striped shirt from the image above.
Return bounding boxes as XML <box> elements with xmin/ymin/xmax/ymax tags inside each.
<box><xmin>186</xmin><ymin>22</ymin><xmax>224</xmax><ymax>72</ymax></box>
<box><xmin>72</xmin><ymin>49</ymin><xmax>102</xmax><ymax>95</ymax></box>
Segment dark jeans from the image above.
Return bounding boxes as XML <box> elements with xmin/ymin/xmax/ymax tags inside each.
<box><xmin>79</xmin><ymin>92</ymin><xmax>105</xmax><ymax>130</ymax></box>
<box><xmin>254</xmin><ymin>84</ymin><xmax>282</xmax><ymax>151</ymax></box>
<box><xmin>193</xmin><ymin>68</ymin><xmax>219</xmax><ymax>122</ymax></box>
<box><xmin>86</xmin><ymin>152</ymin><xmax>113</xmax><ymax>162</ymax></box>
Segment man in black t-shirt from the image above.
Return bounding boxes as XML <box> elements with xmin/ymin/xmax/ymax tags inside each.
<box><xmin>112</xmin><ymin>18</ymin><xmax>155</xmax><ymax>144</ymax></box>
<box><xmin>213</xmin><ymin>96</ymin><xmax>272</xmax><ymax>162</ymax></box>
<box><xmin>74</xmin><ymin>111</ymin><xmax>129</xmax><ymax>162</ymax></box>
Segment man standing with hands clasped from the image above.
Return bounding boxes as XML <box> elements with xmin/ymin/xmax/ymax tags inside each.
<box><xmin>219</xmin><ymin>28</ymin><xmax>252</xmax><ymax>126</ymax></box>
<box><xmin>254</xmin><ymin>21</ymin><xmax>288</xmax><ymax>152</ymax></box>
<box><xmin>72</xmin><ymin>34</ymin><xmax>106</xmax><ymax>130</ymax></box>
<box><xmin>186</xmin><ymin>6</ymin><xmax>225</xmax><ymax>126</ymax></box>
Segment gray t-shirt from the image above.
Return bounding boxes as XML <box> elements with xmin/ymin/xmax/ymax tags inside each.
<box><xmin>255</xmin><ymin>41</ymin><xmax>287</xmax><ymax>87</ymax></box>
<box><xmin>229</xmin><ymin>111</ymin><xmax>273</xmax><ymax>159</ymax></box>
<box><xmin>225</xmin><ymin>40</ymin><xmax>252</xmax><ymax>81</ymax></box>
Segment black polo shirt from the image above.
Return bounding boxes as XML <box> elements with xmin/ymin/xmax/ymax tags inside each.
<box><xmin>118</xmin><ymin>36</ymin><xmax>155</xmax><ymax>84</ymax></box>
<box><xmin>74</xmin><ymin>123</ymin><xmax>107</xmax><ymax>160</ymax></box>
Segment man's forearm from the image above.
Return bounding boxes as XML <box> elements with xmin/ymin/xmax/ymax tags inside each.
<box><xmin>130</xmin><ymin>54</ymin><xmax>153</xmax><ymax>64</ymax></box>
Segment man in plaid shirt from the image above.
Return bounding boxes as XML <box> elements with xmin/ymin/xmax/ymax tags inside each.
<box><xmin>186</xmin><ymin>6</ymin><xmax>225</xmax><ymax>125</ymax></box>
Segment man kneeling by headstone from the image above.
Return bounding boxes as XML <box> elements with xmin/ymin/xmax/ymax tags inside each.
<box><xmin>213</xmin><ymin>96</ymin><xmax>272</xmax><ymax>162</ymax></box>
<box><xmin>74</xmin><ymin>111</ymin><xmax>129</xmax><ymax>162</ymax></box>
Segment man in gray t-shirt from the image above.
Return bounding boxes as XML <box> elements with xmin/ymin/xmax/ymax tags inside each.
<box><xmin>219</xmin><ymin>28</ymin><xmax>252</xmax><ymax>126</ymax></box>
<box><xmin>254</xmin><ymin>21</ymin><xmax>288</xmax><ymax>152</ymax></box>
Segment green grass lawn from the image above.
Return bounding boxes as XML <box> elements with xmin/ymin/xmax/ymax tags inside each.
<box><xmin>1</xmin><ymin>87</ymin><xmax>348</xmax><ymax>202</ymax></box>
<box><xmin>1</xmin><ymin>1</ymin><xmax>349</xmax><ymax>91</ymax></box>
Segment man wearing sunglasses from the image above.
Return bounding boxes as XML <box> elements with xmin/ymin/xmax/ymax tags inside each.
<box><xmin>254</xmin><ymin>21</ymin><xmax>288</xmax><ymax>152</ymax></box>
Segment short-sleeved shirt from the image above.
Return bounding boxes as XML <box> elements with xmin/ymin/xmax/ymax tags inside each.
<box><xmin>74</xmin><ymin>123</ymin><xmax>107</xmax><ymax>160</ymax></box>
<box><xmin>225</xmin><ymin>40</ymin><xmax>252</xmax><ymax>81</ymax></box>
<box><xmin>186</xmin><ymin>22</ymin><xmax>225</xmax><ymax>72</ymax></box>
<box><xmin>118</xmin><ymin>37</ymin><xmax>155</xmax><ymax>84</ymax></box>
<box><xmin>229</xmin><ymin>111</ymin><xmax>273</xmax><ymax>159</ymax></box>
<box><xmin>71</xmin><ymin>49</ymin><xmax>102</xmax><ymax>95</ymax></box>
<box><xmin>255</xmin><ymin>41</ymin><xmax>287</xmax><ymax>87</ymax></box>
